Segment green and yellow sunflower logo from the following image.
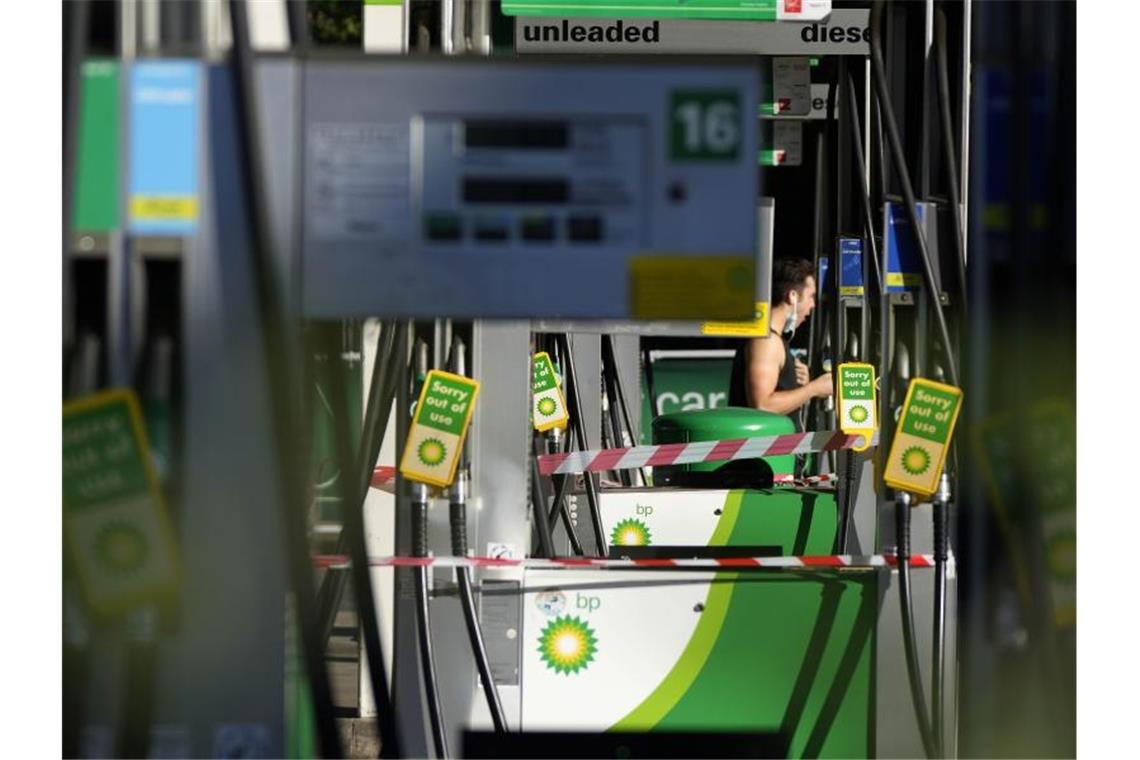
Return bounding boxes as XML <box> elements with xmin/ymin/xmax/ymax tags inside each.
<box><xmin>537</xmin><ymin>397</ymin><xmax>558</xmax><ymax>416</ymax></box>
<box><xmin>538</xmin><ymin>616</ymin><xmax>598</xmax><ymax>675</ymax></box>
<box><xmin>610</xmin><ymin>518</ymin><xmax>651</xmax><ymax>547</ymax></box>
<box><xmin>848</xmin><ymin>405</ymin><xmax>870</xmax><ymax>424</ymax></box>
<box><xmin>417</xmin><ymin>438</ymin><xmax>447</xmax><ymax>467</ymax></box>
<box><xmin>901</xmin><ymin>446</ymin><xmax>931</xmax><ymax>476</ymax></box>
<box><xmin>95</xmin><ymin>521</ymin><xmax>148</xmax><ymax>575</ymax></box>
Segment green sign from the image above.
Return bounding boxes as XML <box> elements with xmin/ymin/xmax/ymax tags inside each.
<box><xmin>836</xmin><ymin>362</ymin><xmax>876</xmax><ymax>450</ymax></box>
<box><xmin>533</xmin><ymin>353</ymin><xmax>559</xmax><ymax>394</ymax></box>
<box><xmin>532</xmin><ymin>352</ymin><xmax>570</xmax><ymax>432</ymax></box>
<box><xmin>639</xmin><ymin>356</ymin><xmax>733</xmax><ymax>443</ymax></box>
<box><xmin>884</xmin><ymin>378</ymin><xmax>963</xmax><ymax>497</ymax></box>
<box><xmin>898</xmin><ymin>383</ymin><xmax>959</xmax><ymax>441</ymax></box>
<box><xmin>74</xmin><ymin>60</ymin><xmax>120</xmax><ymax>232</ymax></box>
<box><xmin>840</xmin><ymin>367</ymin><xmax>873</xmax><ymax>400</ymax></box>
<box><xmin>504</xmin><ymin>0</ymin><xmax>781</xmax><ymax>20</ymax></box>
<box><xmin>63</xmin><ymin>389</ymin><xmax>180</xmax><ymax>614</ymax></box>
<box><xmin>670</xmin><ymin>90</ymin><xmax>741</xmax><ymax>161</ymax></box>
<box><xmin>400</xmin><ymin>370</ymin><xmax>481</xmax><ymax>487</ymax></box>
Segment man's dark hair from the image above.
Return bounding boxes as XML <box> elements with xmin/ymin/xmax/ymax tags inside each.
<box><xmin>772</xmin><ymin>258</ymin><xmax>815</xmax><ymax>305</ymax></box>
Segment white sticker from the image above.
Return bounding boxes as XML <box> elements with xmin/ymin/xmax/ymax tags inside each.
<box><xmin>487</xmin><ymin>542</ymin><xmax>519</xmax><ymax>560</ymax></box>
<box><xmin>308</xmin><ymin>123</ymin><xmax>410</xmax><ymax>241</ymax></box>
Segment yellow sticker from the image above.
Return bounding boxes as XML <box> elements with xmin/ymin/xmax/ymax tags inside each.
<box><xmin>885</xmin><ymin>272</ymin><xmax>923</xmax><ymax>289</ymax></box>
<box><xmin>836</xmin><ymin>362</ymin><xmax>877</xmax><ymax>452</ymax></box>
<box><xmin>63</xmin><ymin>388</ymin><xmax>182</xmax><ymax>614</ymax></box>
<box><xmin>630</xmin><ymin>255</ymin><xmax>754</xmax><ymax>320</ymax></box>
<box><xmin>399</xmin><ymin>370</ymin><xmax>481</xmax><ymax>488</ymax></box>
<box><xmin>129</xmin><ymin>195</ymin><xmax>198</xmax><ymax>221</ymax></box>
<box><xmin>884</xmin><ymin>378</ymin><xmax>963</xmax><ymax>497</ymax></box>
<box><xmin>700</xmin><ymin>301</ymin><xmax>770</xmax><ymax>337</ymax></box>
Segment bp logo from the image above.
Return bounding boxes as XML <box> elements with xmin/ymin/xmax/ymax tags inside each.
<box><xmin>95</xmin><ymin>520</ymin><xmax>148</xmax><ymax>575</ymax></box>
<box><xmin>901</xmin><ymin>446</ymin><xmax>931</xmax><ymax>476</ymax></box>
<box><xmin>848</xmin><ymin>405</ymin><xmax>870</xmax><ymax>424</ymax></box>
<box><xmin>417</xmin><ymin>438</ymin><xmax>447</xmax><ymax>467</ymax></box>
<box><xmin>610</xmin><ymin>518</ymin><xmax>651</xmax><ymax>547</ymax></box>
<box><xmin>537</xmin><ymin>397</ymin><xmax>558</xmax><ymax>416</ymax></box>
<box><xmin>538</xmin><ymin>615</ymin><xmax>598</xmax><ymax>675</ymax></box>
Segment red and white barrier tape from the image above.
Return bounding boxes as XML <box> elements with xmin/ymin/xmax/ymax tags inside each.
<box><xmin>773</xmin><ymin>473</ymin><xmax>840</xmax><ymax>487</ymax></box>
<box><xmin>313</xmin><ymin>552</ymin><xmax>936</xmax><ymax>571</ymax></box>
<box><xmin>371</xmin><ymin>465</ymin><xmax>397</xmax><ymax>493</ymax></box>
<box><xmin>372</xmin><ymin>467</ymin><xmax>838</xmax><ymax>491</ymax></box>
<box><xmin>538</xmin><ymin>430</ymin><xmax>875</xmax><ymax>476</ymax></box>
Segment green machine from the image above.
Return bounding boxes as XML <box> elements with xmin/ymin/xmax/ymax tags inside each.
<box><xmin>535</xmin><ymin>483</ymin><xmax>874</xmax><ymax>757</ymax></box>
<box><xmin>541</xmin><ymin>408</ymin><xmax>874</xmax><ymax>756</ymax></box>
<box><xmin>652</xmin><ymin>406</ymin><xmax>798</xmax><ymax>482</ymax></box>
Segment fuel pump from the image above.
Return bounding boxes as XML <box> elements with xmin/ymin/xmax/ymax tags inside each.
<box><xmin>409</xmin><ymin>338</ymin><xmax>449</xmax><ymax>758</ymax></box>
<box><xmin>445</xmin><ymin>337</ymin><xmax>509</xmax><ymax>734</ymax></box>
<box><xmin>870</xmin><ymin>2</ymin><xmax>965</xmax><ymax>756</ymax></box>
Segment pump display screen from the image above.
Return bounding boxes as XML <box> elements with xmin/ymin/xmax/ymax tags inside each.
<box><xmin>301</xmin><ymin>58</ymin><xmax>759</xmax><ymax>319</ymax></box>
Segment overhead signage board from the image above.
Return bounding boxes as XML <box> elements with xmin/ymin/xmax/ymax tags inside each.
<box><xmin>301</xmin><ymin>59</ymin><xmax>759</xmax><ymax>319</ymax></box>
<box><xmin>63</xmin><ymin>389</ymin><xmax>181</xmax><ymax>614</ymax></box>
<box><xmin>504</xmin><ymin>0</ymin><xmax>832</xmax><ymax>21</ymax></box>
<box><xmin>128</xmin><ymin>61</ymin><xmax>200</xmax><ymax>235</ymax></box>
<box><xmin>516</xmin><ymin>8</ymin><xmax>869</xmax><ymax>55</ymax></box>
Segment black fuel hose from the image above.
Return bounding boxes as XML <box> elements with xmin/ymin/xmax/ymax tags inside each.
<box><xmin>601</xmin><ymin>337</ymin><xmax>631</xmax><ymax>487</ymax></box>
<box><xmin>870</xmin><ymin>0</ymin><xmax>960</xmax><ymax>390</ymax></box>
<box><xmin>934</xmin><ymin>8</ymin><xmax>969</xmax><ymax>312</ymax></box>
<box><xmin>449</xmin><ymin>476</ymin><xmax>509</xmax><ymax>733</ymax></box>
<box><xmin>410</xmin><ymin>339</ymin><xmax>449</xmax><ymax>759</ymax></box>
<box><xmin>530</xmin><ymin>435</ymin><xmax>558</xmax><ymax>558</ymax></box>
<box><xmin>445</xmin><ymin>337</ymin><xmax>509</xmax><ymax>733</ymax></box>
<box><xmin>227</xmin><ymin>1</ymin><xmax>343</xmax><ymax>754</ymax></box>
<box><xmin>932</xmin><ymin>479</ymin><xmax>950</xmax><ymax>756</ymax></box>
<box><xmin>556</xmin><ymin>334</ymin><xmax>608</xmax><ymax>555</ymax></box>
<box><xmin>896</xmin><ymin>495</ymin><xmax>938</xmax><ymax>759</ymax></box>
<box><xmin>321</xmin><ymin>323</ymin><xmax>403</xmax><ymax>758</ymax></box>
<box><xmin>845</xmin><ymin>73</ymin><xmax>885</xmax><ymax>294</ymax></box>
<box><xmin>316</xmin><ymin>320</ymin><xmax>399</xmax><ymax>653</ymax></box>
<box><xmin>546</xmin><ymin>428</ymin><xmax>586</xmax><ymax>557</ymax></box>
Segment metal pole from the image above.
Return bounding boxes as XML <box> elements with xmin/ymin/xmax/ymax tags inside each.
<box><xmin>557</xmin><ymin>335</ymin><xmax>608</xmax><ymax>555</ymax></box>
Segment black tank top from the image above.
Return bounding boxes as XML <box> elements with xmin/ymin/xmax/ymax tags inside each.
<box><xmin>728</xmin><ymin>330</ymin><xmax>803</xmax><ymax>432</ymax></box>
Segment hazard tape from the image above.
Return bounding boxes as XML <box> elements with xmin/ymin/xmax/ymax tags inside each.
<box><xmin>537</xmin><ymin>430</ymin><xmax>875</xmax><ymax>476</ymax></box>
<box><xmin>312</xmin><ymin>552</ymin><xmax>937</xmax><ymax>571</ymax></box>
<box><xmin>774</xmin><ymin>473</ymin><xmax>839</xmax><ymax>487</ymax></box>
<box><xmin>370</xmin><ymin>465</ymin><xmax>396</xmax><ymax>493</ymax></box>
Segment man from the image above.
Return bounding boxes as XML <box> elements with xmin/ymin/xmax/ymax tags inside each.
<box><xmin>728</xmin><ymin>257</ymin><xmax>833</xmax><ymax>430</ymax></box>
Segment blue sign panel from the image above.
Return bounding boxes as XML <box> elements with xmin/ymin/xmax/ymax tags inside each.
<box><xmin>128</xmin><ymin>61</ymin><xmax>200</xmax><ymax>234</ymax></box>
<box><xmin>839</xmin><ymin>237</ymin><xmax>863</xmax><ymax>296</ymax></box>
<box><xmin>884</xmin><ymin>202</ymin><xmax>925</xmax><ymax>292</ymax></box>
